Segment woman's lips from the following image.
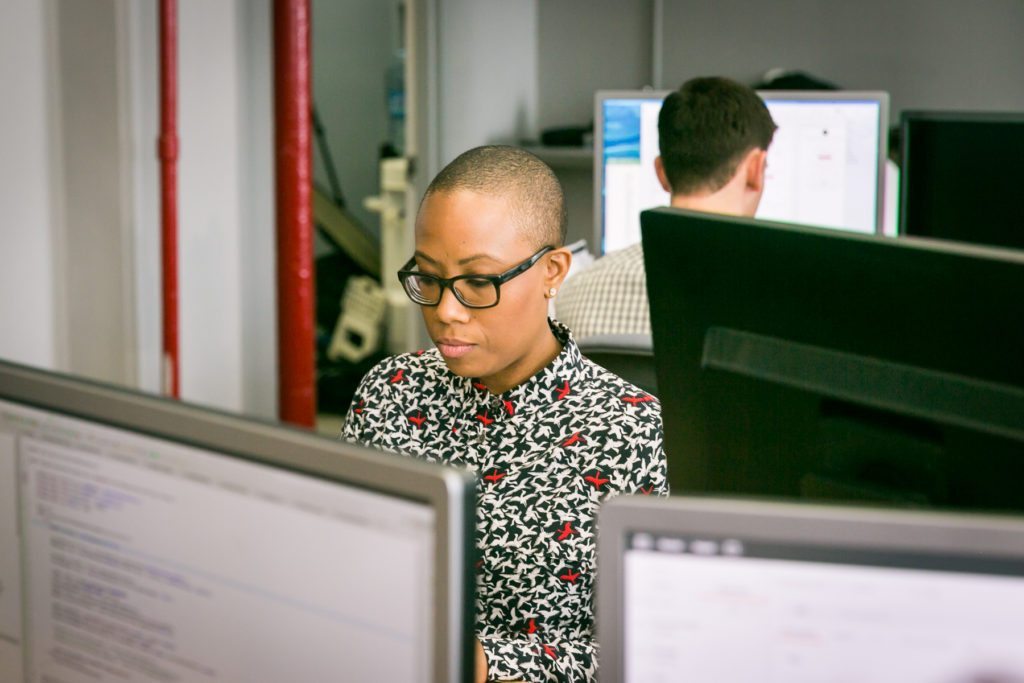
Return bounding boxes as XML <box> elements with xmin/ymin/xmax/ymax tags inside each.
<box><xmin>435</xmin><ymin>339</ymin><xmax>475</xmax><ymax>359</ymax></box>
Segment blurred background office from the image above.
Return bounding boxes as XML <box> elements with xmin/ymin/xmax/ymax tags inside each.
<box><xmin>2</xmin><ymin>0</ymin><xmax>1023</xmax><ymax>433</ymax></box>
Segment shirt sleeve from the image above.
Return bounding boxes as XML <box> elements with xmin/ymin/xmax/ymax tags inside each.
<box><xmin>624</xmin><ymin>408</ymin><xmax>670</xmax><ymax>498</ymax></box>
<box><xmin>479</xmin><ymin>633</ymin><xmax>597</xmax><ymax>683</ymax></box>
<box><xmin>340</xmin><ymin>382</ymin><xmax>369</xmax><ymax>444</ymax></box>
<box><xmin>339</xmin><ymin>359</ymin><xmax>393</xmax><ymax>446</ymax></box>
<box><xmin>641</xmin><ymin>435</ymin><xmax>670</xmax><ymax>497</ymax></box>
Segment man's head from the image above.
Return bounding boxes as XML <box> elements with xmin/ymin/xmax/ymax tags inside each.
<box><xmin>655</xmin><ymin>76</ymin><xmax>777</xmax><ymax>217</ymax></box>
<box><xmin>410</xmin><ymin>146</ymin><xmax>571</xmax><ymax>393</ymax></box>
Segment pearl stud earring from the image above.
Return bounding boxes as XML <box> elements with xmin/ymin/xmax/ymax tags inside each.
<box><xmin>548</xmin><ymin>288</ymin><xmax>557</xmax><ymax>298</ymax></box>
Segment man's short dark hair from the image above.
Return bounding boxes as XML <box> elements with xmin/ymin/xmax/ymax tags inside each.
<box><xmin>422</xmin><ymin>145</ymin><xmax>567</xmax><ymax>248</ymax></box>
<box><xmin>658</xmin><ymin>77</ymin><xmax>777</xmax><ymax>196</ymax></box>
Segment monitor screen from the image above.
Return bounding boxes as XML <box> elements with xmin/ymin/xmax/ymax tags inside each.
<box><xmin>598</xmin><ymin>496</ymin><xmax>1024</xmax><ymax>683</ymax></box>
<box><xmin>640</xmin><ymin>208</ymin><xmax>1024</xmax><ymax>511</ymax></box>
<box><xmin>0</xmin><ymin>361</ymin><xmax>474</xmax><ymax>683</ymax></box>
<box><xmin>595</xmin><ymin>90</ymin><xmax>890</xmax><ymax>254</ymax></box>
<box><xmin>900</xmin><ymin>111</ymin><xmax>1024</xmax><ymax>251</ymax></box>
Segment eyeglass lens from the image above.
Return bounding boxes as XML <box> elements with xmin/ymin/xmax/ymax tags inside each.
<box><xmin>405</xmin><ymin>274</ymin><xmax>499</xmax><ymax>308</ymax></box>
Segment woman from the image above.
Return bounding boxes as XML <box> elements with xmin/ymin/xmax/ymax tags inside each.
<box><xmin>343</xmin><ymin>145</ymin><xmax>667</xmax><ymax>682</ymax></box>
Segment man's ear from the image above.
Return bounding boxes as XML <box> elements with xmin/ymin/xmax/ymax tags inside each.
<box><xmin>654</xmin><ymin>156</ymin><xmax>673</xmax><ymax>193</ymax></box>
<box><xmin>745</xmin><ymin>148</ymin><xmax>768</xmax><ymax>193</ymax></box>
<box><xmin>543</xmin><ymin>247</ymin><xmax>573</xmax><ymax>293</ymax></box>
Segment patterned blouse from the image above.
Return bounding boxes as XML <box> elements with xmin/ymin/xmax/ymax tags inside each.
<box><xmin>341</xmin><ymin>320</ymin><xmax>668</xmax><ymax>682</ymax></box>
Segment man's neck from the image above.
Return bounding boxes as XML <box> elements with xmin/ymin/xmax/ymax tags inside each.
<box><xmin>669</xmin><ymin>192</ymin><xmax>742</xmax><ymax>216</ymax></box>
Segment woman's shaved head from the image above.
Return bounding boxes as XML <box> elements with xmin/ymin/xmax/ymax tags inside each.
<box><xmin>421</xmin><ymin>145</ymin><xmax>567</xmax><ymax>248</ymax></box>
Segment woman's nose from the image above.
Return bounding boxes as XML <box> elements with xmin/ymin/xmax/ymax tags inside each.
<box><xmin>434</xmin><ymin>285</ymin><xmax>471</xmax><ymax>324</ymax></box>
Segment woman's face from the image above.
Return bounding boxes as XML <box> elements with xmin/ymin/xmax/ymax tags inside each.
<box><xmin>413</xmin><ymin>189</ymin><xmax>569</xmax><ymax>393</ymax></box>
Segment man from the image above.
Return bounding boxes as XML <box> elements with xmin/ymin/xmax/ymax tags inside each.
<box><xmin>556</xmin><ymin>76</ymin><xmax>777</xmax><ymax>338</ymax></box>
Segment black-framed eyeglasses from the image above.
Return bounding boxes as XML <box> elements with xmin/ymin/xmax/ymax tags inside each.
<box><xmin>397</xmin><ymin>246</ymin><xmax>554</xmax><ymax>309</ymax></box>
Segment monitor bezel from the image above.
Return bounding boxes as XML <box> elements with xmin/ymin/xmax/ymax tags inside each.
<box><xmin>593</xmin><ymin>88</ymin><xmax>891</xmax><ymax>255</ymax></box>
<box><xmin>593</xmin><ymin>89</ymin><xmax>669</xmax><ymax>256</ymax></box>
<box><xmin>0</xmin><ymin>359</ymin><xmax>476</xmax><ymax>683</ymax></box>
<box><xmin>598</xmin><ymin>494</ymin><xmax>1024</xmax><ymax>682</ymax></box>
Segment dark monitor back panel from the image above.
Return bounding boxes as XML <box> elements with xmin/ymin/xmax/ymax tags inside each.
<box><xmin>641</xmin><ymin>208</ymin><xmax>1024</xmax><ymax>513</ymax></box>
<box><xmin>901</xmin><ymin>112</ymin><xmax>1024</xmax><ymax>251</ymax></box>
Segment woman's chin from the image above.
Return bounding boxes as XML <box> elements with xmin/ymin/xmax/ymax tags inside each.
<box><xmin>440</xmin><ymin>354</ymin><xmax>482</xmax><ymax>378</ymax></box>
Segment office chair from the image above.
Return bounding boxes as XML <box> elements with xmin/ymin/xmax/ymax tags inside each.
<box><xmin>577</xmin><ymin>333</ymin><xmax>657</xmax><ymax>397</ymax></box>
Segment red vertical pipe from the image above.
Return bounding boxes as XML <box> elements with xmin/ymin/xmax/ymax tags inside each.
<box><xmin>158</xmin><ymin>0</ymin><xmax>180</xmax><ymax>399</ymax></box>
<box><xmin>274</xmin><ymin>0</ymin><xmax>316</xmax><ymax>427</ymax></box>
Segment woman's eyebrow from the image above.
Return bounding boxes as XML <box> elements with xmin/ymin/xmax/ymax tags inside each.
<box><xmin>413</xmin><ymin>250</ymin><xmax>439</xmax><ymax>265</ymax></box>
<box><xmin>456</xmin><ymin>253</ymin><xmax>501</xmax><ymax>266</ymax></box>
<box><xmin>413</xmin><ymin>251</ymin><xmax>501</xmax><ymax>267</ymax></box>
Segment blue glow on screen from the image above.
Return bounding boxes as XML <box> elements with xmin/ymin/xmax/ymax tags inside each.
<box><xmin>602</xmin><ymin>100</ymin><xmax>648</xmax><ymax>163</ymax></box>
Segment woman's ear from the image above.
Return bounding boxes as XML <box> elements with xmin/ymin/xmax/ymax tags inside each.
<box><xmin>543</xmin><ymin>247</ymin><xmax>573</xmax><ymax>295</ymax></box>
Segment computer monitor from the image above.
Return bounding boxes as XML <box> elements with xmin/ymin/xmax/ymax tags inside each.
<box><xmin>598</xmin><ymin>495</ymin><xmax>1024</xmax><ymax>682</ymax></box>
<box><xmin>900</xmin><ymin>111</ymin><xmax>1024</xmax><ymax>251</ymax></box>
<box><xmin>0</xmin><ymin>360</ymin><xmax>474</xmax><ymax>683</ymax></box>
<box><xmin>641</xmin><ymin>207</ymin><xmax>1024</xmax><ymax>511</ymax></box>
<box><xmin>595</xmin><ymin>90</ymin><xmax>890</xmax><ymax>254</ymax></box>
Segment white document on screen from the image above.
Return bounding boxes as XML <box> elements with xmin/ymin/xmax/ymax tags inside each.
<box><xmin>624</xmin><ymin>551</ymin><xmax>1024</xmax><ymax>683</ymax></box>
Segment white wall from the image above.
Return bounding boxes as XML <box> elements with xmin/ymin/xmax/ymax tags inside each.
<box><xmin>175</xmin><ymin>0</ymin><xmax>246</xmax><ymax>411</ymax></box>
<box><xmin>238</xmin><ymin>0</ymin><xmax>277</xmax><ymax>419</ymax></box>
<box><xmin>658</xmin><ymin>0</ymin><xmax>1024</xmax><ymax>123</ymax></box>
<box><xmin>126</xmin><ymin>0</ymin><xmax>162</xmax><ymax>395</ymax></box>
<box><xmin>54</xmin><ymin>0</ymin><xmax>134</xmax><ymax>386</ymax></box>
<box><xmin>129</xmin><ymin>0</ymin><xmax>275</xmax><ymax>415</ymax></box>
<box><xmin>536</xmin><ymin>0</ymin><xmax>1024</xmax><ymax>130</ymax></box>
<box><xmin>537</xmin><ymin>0</ymin><xmax>652</xmax><ymax>132</ymax></box>
<box><xmin>0</xmin><ymin>1</ymin><xmax>59</xmax><ymax>370</ymax></box>
<box><xmin>437</xmin><ymin>0</ymin><xmax>539</xmax><ymax>163</ymax></box>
